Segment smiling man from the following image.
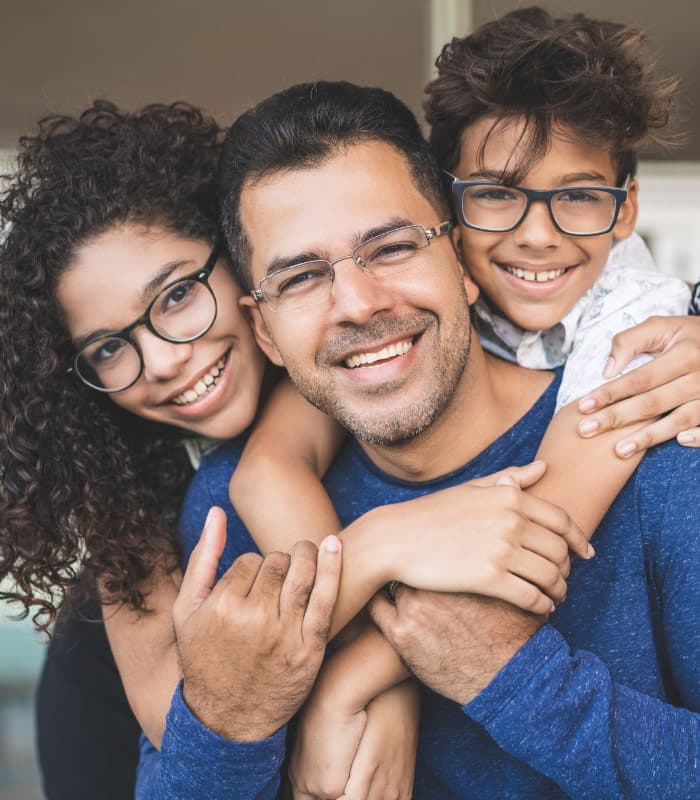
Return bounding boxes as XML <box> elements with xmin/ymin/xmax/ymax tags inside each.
<box><xmin>132</xmin><ymin>81</ymin><xmax>700</xmax><ymax>800</ymax></box>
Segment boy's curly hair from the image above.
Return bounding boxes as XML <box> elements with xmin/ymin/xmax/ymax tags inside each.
<box><xmin>0</xmin><ymin>100</ymin><xmax>224</xmax><ymax>632</ymax></box>
<box><xmin>425</xmin><ymin>6</ymin><xmax>680</xmax><ymax>183</ymax></box>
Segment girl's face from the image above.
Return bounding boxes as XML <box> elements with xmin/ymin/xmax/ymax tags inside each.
<box><xmin>57</xmin><ymin>224</ymin><xmax>266</xmax><ymax>440</ymax></box>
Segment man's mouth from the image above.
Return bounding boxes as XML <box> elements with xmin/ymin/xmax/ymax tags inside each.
<box><xmin>343</xmin><ymin>338</ymin><xmax>414</xmax><ymax>369</ymax></box>
<box><xmin>172</xmin><ymin>351</ymin><xmax>229</xmax><ymax>406</ymax></box>
<box><xmin>500</xmin><ymin>264</ymin><xmax>570</xmax><ymax>283</ymax></box>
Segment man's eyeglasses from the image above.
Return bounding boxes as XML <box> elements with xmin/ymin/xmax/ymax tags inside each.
<box><xmin>444</xmin><ymin>172</ymin><xmax>630</xmax><ymax>237</ymax></box>
<box><xmin>70</xmin><ymin>244</ymin><xmax>220</xmax><ymax>393</ymax></box>
<box><xmin>251</xmin><ymin>222</ymin><xmax>454</xmax><ymax>313</ymax></box>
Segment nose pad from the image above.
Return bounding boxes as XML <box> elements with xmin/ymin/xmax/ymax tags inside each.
<box><xmin>328</xmin><ymin>260</ymin><xmax>393</xmax><ymax>324</ymax></box>
<box><xmin>513</xmin><ymin>200</ymin><xmax>562</xmax><ymax>249</ymax></box>
<box><xmin>137</xmin><ymin>331</ymin><xmax>194</xmax><ymax>382</ymax></box>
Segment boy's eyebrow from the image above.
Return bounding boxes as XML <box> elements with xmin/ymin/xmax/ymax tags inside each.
<box><xmin>464</xmin><ymin>169</ymin><xmax>614</xmax><ymax>186</ymax></box>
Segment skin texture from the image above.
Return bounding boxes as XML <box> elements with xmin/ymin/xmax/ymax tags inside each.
<box><xmin>57</xmin><ymin>225</ymin><xmax>266</xmax><ymax>440</ymax></box>
<box><xmin>454</xmin><ymin>115</ymin><xmax>638</xmax><ymax>332</ymax></box>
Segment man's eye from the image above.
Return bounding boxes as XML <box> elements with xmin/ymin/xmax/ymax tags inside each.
<box><xmin>277</xmin><ymin>269</ymin><xmax>327</xmax><ymax>295</ymax></box>
<box><xmin>367</xmin><ymin>241</ymin><xmax>418</xmax><ymax>263</ymax></box>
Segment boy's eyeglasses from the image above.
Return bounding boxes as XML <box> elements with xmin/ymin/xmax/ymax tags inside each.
<box><xmin>251</xmin><ymin>221</ymin><xmax>454</xmax><ymax>313</ymax></box>
<box><xmin>69</xmin><ymin>244</ymin><xmax>220</xmax><ymax>393</ymax></box>
<box><xmin>444</xmin><ymin>172</ymin><xmax>630</xmax><ymax>237</ymax></box>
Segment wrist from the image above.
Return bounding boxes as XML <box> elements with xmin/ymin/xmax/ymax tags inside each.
<box><xmin>341</xmin><ymin>506</ymin><xmax>397</xmax><ymax>591</ymax></box>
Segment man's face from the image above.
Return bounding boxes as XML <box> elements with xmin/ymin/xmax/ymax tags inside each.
<box><xmin>454</xmin><ymin>115</ymin><xmax>638</xmax><ymax>331</ymax></box>
<box><xmin>240</xmin><ymin>141</ymin><xmax>478</xmax><ymax>446</ymax></box>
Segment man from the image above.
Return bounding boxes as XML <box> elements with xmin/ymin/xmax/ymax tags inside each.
<box><xmin>138</xmin><ymin>81</ymin><xmax>699</xmax><ymax>799</ymax></box>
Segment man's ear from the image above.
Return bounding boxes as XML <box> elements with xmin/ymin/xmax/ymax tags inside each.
<box><xmin>451</xmin><ymin>224</ymin><xmax>480</xmax><ymax>305</ymax></box>
<box><xmin>239</xmin><ymin>295</ymin><xmax>285</xmax><ymax>366</ymax></box>
<box><xmin>612</xmin><ymin>178</ymin><xmax>639</xmax><ymax>241</ymax></box>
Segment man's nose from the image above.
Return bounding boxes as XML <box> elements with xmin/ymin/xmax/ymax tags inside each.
<box><xmin>136</xmin><ymin>330</ymin><xmax>194</xmax><ymax>382</ymax></box>
<box><xmin>327</xmin><ymin>259</ymin><xmax>394</xmax><ymax>325</ymax></box>
<box><xmin>512</xmin><ymin>200</ymin><xmax>563</xmax><ymax>249</ymax></box>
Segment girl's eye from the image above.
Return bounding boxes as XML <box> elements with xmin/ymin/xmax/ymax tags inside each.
<box><xmin>90</xmin><ymin>337</ymin><xmax>127</xmax><ymax>366</ymax></box>
<box><xmin>162</xmin><ymin>280</ymin><xmax>195</xmax><ymax>309</ymax></box>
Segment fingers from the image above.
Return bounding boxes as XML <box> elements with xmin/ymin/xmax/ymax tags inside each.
<box><xmin>248</xmin><ymin>550</ymin><xmax>291</xmax><ymax>604</ymax></box>
<box><xmin>519</xmin><ymin>493</ymin><xmax>593</xmax><ymax>560</ymax></box>
<box><xmin>486</xmin><ymin>572</ymin><xmax>557</xmax><ymax>616</ymax></box>
<box><xmin>173</xmin><ymin>507</ymin><xmax>227</xmax><ymax>627</ymax></box>
<box><xmin>367</xmin><ymin>591</ymin><xmax>400</xmax><ymax>645</ymax></box>
<box><xmin>603</xmin><ymin>315</ymin><xmax>685</xmax><ymax>376</ymax></box>
<box><xmin>507</xmin><ymin>547</ymin><xmax>568</xmax><ymax>604</ymax></box>
<box><xmin>469</xmin><ymin>460</ymin><xmax>546</xmax><ymax>489</ymax></box>
<box><xmin>302</xmin><ymin>535</ymin><xmax>342</xmax><ymax>645</ymax></box>
<box><xmin>279</xmin><ymin>540</ymin><xmax>319</xmax><ymax>622</ymax></box>
<box><xmin>610</xmin><ymin>399</ymin><xmax>700</xmax><ymax>457</ymax></box>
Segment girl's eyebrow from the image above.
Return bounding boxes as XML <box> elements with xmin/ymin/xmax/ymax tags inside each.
<box><xmin>140</xmin><ymin>260</ymin><xmax>194</xmax><ymax>303</ymax></box>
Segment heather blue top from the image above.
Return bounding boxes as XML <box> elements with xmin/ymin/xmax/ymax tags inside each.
<box><xmin>137</xmin><ymin>371</ymin><xmax>700</xmax><ymax>799</ymax></box>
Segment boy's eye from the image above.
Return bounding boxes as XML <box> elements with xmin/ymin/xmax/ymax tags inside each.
<box><xmin>556</xmin><ymin>189</ymin><xmax>602</xmax><ymax>204</ymax></box>
<box><xmin>469</xmin><ymin>186</ymin><xmax>521</xmax><ymax>203</ymax></box>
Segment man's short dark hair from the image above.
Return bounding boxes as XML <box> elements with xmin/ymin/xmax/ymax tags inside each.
<box><xmin>425</xmin><ymin>6</ymin><xmax>680</xmax><ymax>184</ymax></box>
<box><xmin>220</xmin><ymin>81</ymin><xmax>450</xmax><ymax>289</ymax></box>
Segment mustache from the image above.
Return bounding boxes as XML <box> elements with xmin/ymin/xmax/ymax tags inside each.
<box><xmin>317</xmin><ymin>312</ymin><xmax>435</xmax><ymax>365</ymax></box>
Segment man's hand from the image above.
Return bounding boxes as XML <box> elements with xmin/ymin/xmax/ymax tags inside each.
<box><xmin>172</xmin><ymin>507</ymin><xmax>342</xmax><ymax>742</ymax></box>
<box><xmin>577</xmin><ymin>315</ymin><xmax>700</xmax><ymax>454</ymax></box>
<box><xmin>369</xmin><ymin>587</ymin><xmax>544</xmax><ymax>705</ymax></box>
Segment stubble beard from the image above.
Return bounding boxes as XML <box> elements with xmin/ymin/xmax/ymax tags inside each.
<box><xmin>287</xmin><ymin>304</ymin><xmax>473</xmax><ymax>447</ymax></box>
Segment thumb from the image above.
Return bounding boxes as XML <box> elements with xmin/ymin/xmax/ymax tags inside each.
<box><xmin>173</xmin><ymin>506</ymin><xmax>226</xmax><ymax>627</ymax></box>
<box><xmin>471</xmin><ymin>460</ymin><xmax>546</xmax><ymax>489</ymax></box>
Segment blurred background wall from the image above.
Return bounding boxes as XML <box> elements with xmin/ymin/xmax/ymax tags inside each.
<box><xmin>0</xmin><ymin>2</ymin><xmax>697</xmax><ymax>798</ymax></box>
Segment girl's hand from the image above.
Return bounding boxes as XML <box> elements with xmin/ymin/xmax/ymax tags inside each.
<box><xmin>290</xmin><ymin>680</ymin><xmax>418</xmax><ymax>800</ymax></box>
<box><xmin>577</xmin><ymin>315</ymin><xmax>700</xmax><ymax>455</ymax></box>
<box><xmin>377</xmin><ymin>462</ymin><xmax>591</xmax><ymax>616</ymax></box>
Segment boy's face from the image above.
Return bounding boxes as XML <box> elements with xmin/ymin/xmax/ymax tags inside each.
<box><xmin>454</xmin><ymin>115</ymin><xmax>638</xmax><ymax>331</ymax></box>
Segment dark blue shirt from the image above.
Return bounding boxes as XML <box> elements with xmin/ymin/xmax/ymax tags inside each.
<box><xmin>138</xmin><ymin>371</ymin><xmax>700</xmax><ymax>799</ymax></box>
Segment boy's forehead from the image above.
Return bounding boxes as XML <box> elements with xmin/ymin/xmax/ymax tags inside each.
<box><xmin>456</xmin><ymin>114</ymin><xmax>617</xmax><ymax>184</ymax></box>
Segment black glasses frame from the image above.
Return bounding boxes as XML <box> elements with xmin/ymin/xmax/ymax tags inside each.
<box><xmin>69</xmin><ymin>242</ymin><xmax>221</xmax><ymax>393</ymax></box>
<box><xmin>443</xmin><ymin>172</ymin><xmax>630</xmax><ymax>237</ymax></box>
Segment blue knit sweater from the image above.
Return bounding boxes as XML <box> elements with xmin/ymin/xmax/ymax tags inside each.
<box><xmin>137</xmin><ymin>371</ymin><xmax>700</xmax><ymax>799</ymax></box>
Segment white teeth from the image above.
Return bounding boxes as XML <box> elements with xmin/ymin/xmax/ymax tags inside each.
<box><xmin>344</xmin><ymin>339</ymin><xmax>413</xmax><ymax>369</ymax></box>
<box><xmin>172</xmin><ymin>356</ymin><xmax>227</xmax><ymax>406</ymax></box>
<box><xmin>505</xmin><ymin>266</ymin><xmax>567</xmax><ymax>283</ymax></box>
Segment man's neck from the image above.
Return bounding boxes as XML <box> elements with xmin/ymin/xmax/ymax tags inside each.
<box><xmin>358</xmin><ymin>339</ymin><xmax>554</xmax><ymax>482</ymax></box>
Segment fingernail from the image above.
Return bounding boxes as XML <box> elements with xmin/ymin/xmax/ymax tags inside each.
<box><xmin>204</xmin><ymin>507</ymin><xmax>216</xmax><ymax>529</ymax></box>
<box><xmin>677</xmin><ymin>432</ymin><xmax>695</xmax><ymax>445</ymax></box>
<box><xmin>586</xmin><ymin>543</ymin><xmax>595</xmax><ymax>559</ymax></box>
<box><xmin>616</xmin><ymin>441</ymin><xmax>637</xmax><ymax>458</ymax></box>
<box><xmin>578</xmin><ymin>396</ymin><xmax>596</xmax><ymax>413</ymax></box>
<box><xmin>323</xmin><ymin>535</ymin><xmax>340</xmax><ymax>553</ymax></box>
<box><xmin>603</xmin><ymin>356</ymin><xmax>616</xmax><ymax>378</ymax></box>
<box><xmin>578</xmin><ymin>419</ymin><xmax>600</xmax><ymax>436</ymax></box>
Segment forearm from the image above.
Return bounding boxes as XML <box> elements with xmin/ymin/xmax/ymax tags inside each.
<box><xmin>135</xmin><ymin>684</ymin><xmax>284</xmax><ymax>800</ymax></box>
<box><xmin>102</xmin><ymin>571</ymin><xmax>182</xmax><ymax>748</ymax></box>
<box><xmin>464</xmin><ymin>625</ymin><xmax>700</xmax><ymax>799</ymax></box>
<box><xmin>531</xmin><ymin>399</ymin><xmax>644</xmax><ymax>536</ymax></box>
<box><xmin>317</xmin><ymin>623</ymin><xmax>410</xmax><ymax>711</ymax></box>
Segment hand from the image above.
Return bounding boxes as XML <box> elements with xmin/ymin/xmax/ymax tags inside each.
<box><xmin>577</xmin><ymin>315</ymin><xmax>700</xmax><ymax>455</ymax></box>
<box><xmin>339</xmin><ymin>680</ymin><xmax>419</xmax><ymax>800</ymax></box>
<box><xmin>289</xmin><ymin>679</ymin><xmax>418</xmax><ymax>800</ymax></box>
<box><xmin>379</xmin><ymin>462</ymin><xmax>591</xmax><ymax>616</ymax></box>
<box><xmin>369</xmin><ymin>587</ymin><xmax>543</xmax><ymax>705</ymax></box>
<box><xmin>172</xmin><ymin>507</ymin><xmax>342</xmax><ymax>742</ymax></box>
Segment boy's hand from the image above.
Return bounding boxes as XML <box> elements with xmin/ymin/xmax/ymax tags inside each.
<box><xmin>577</xmin><ymin>315</ymin><xmax>700</xmax><ymax>454</ymax></box>
<box><xmin>289</xmin><ymin>680</ymin><xmax>418</xmax><ymax>800</ymax></box>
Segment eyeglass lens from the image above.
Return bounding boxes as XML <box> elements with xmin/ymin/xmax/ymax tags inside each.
<box><xmin>461</xmin><ymin>185</ymin><xmax>618</xmax><ymax>234</ymax></box>
<box><xmin>75</xmin><ymin>278</ymin><xmax>217</xmax><ymax>391</ymax></box>
<box><xmin>262</xmin><ymin>225</ymin><xmax>431</xmax><ymax>312</ymax></box>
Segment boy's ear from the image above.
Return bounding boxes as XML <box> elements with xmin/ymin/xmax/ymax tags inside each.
<box><xmin>451</xmin><ymin>224</ymin><xmax>481</xmax><ymax>305</ymax></box>
<box><xmin>612</xmin><ymin>178</ymin><xmax>639</xmax><ymax>240</ymax></box>
<box><xmin>239</xmin><ymin>295</ymin><xmax>285</xmax><ymax>367</ymax></box>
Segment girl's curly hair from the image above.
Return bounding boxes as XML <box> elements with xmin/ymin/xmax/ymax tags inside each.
<box><xmin>425</xmin><ymin>6</ymin><xmax>681</xmax><ymax>184</ymax></box>
<box><xmin>0</xmin><ymin>100</ymin><xmax>225</xmax><ymax>632</ymax></box>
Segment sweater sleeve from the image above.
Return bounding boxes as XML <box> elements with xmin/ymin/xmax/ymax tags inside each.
<box><xmin>135</xmin><ymin>684</ymin><xmax>285</xmax><ymax>800</ymax></box>
<box><xmin>463</xmin><ymin>454</ymin><xmax>700</xmax><ymax>800</ymax></box>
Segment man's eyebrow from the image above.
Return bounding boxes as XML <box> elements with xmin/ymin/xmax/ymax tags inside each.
<box><xmin>264</xmin><ymin>217</ymin><xmax>415</xmax><ymax>277</ymax></box>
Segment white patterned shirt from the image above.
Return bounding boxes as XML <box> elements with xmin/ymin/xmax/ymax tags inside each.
<box><xmin>474</xmin><ymin>233</ymin><xmax>691</xmax><ymax>410</ymax></box>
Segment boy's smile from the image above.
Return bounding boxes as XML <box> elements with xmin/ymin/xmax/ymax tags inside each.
<box><xmin>454</xmin><ymin>115</ymin><xmax>638</xmax><ymax>332</ymax></box>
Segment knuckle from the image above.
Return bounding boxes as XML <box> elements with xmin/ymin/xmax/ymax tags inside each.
<box><xmin>518</xmin><ymin>583</ymin><xmax>543</xmax><ymax>612</ymax></box>
<box><xmin>264</xmin><ymin>551</ymin><xmax>291</xmax><ymax>578</ymax></box>
<box><xmin>233</xmin><ymin>551</ymin><xmax>263</xmax><ymax>575</ymax></box>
